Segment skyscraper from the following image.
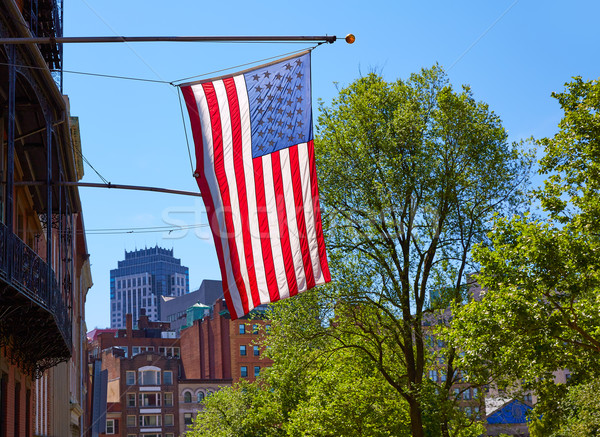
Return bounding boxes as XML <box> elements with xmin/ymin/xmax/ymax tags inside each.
<box><xmin>110</xmin><ymin>246</ymin><xmax>190</xmax><ymax>328</ymax></box>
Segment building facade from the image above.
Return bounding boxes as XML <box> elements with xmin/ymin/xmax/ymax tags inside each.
<box><xmin>0</xmin><ymin>0</ymin><xmax>93</xmax><ymax>435</ymax></box>
<box><xmin>110</xmin><ymin>247</ymin><xmax>190</xmax><ymax>328</ymax></box>
<box><xmin>92</xmin><ymin>294</ymin><xmax>272</xmax><ymax>435</ymax></box>
<box><xmin>161</xmin><ymin>279</ymin><xmax>222</xmax><ymax>333</ymax></box>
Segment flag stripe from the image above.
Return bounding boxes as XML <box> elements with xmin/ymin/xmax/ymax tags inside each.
<box><xmin>203</xmin><ymin>81</ymin><xmax>251</xmax><ymax>316</ymax></box>
<box><xmin>252</xmin><ymin>156</ymin><xmax>282</xmax><ymax>302</ymax></box>
<box><xmin>298</xmin><ymin>142</ymin><xmax>325</xmax><ymax>284</ymax></box>
<box><xmin>181</xmin><ymin>85</ymin><xmax>241</xmax><ymax>318</ymax></box>
<box><xmin>223</xmin><ymin>77</ymin><xmax>261</xmax><ymax>309</ymax></box>
<box><xmin>261</xmin><ymin>153</ymin><xmax>290</xmax><ymax>300</ymax></box>
<box><xmin>234</xmin><ymin>75</ymin><xmax>271</xmax><ymax>305</ymax></box>
<box><xmin>280</xmin><ymin>147</ymin><xmax>307</xmax><ymax>294</ymax></box>
<box><xmin>307</xmin><ymin>140</ymin><xmax>331</xmax><ymax>282</ymax></box>
<box><xmin>289</xmin><ymin>144</ymin><xmax>316</xmax><ymax>289</ymax></box>
<box><xmin>271</xmin><ymin>150</ymin><xmax>299</xmax><ymax>297</ymax></box>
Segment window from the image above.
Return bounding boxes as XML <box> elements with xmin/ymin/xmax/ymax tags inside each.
<box><xmin>127</xmin><ymin>415</ymin><xmax>136</xmax><ymax>427</ymax></box>
<box><xmin>166</xmin><ymin>434</ymin><xmax>174</xmax><ymax>437</ymax></box>
<box><xmin>252</xmin><ymin>324</ymin><xmax>259</xmax><ymax>334</ymax></box>
<box><xmin>253</xmin><ymin>345</ymin><xmax>260</xmax><ymax>356</ymax></box>
<box><xmin>197</xmin><ymin>391</ymin><xmax>204</xmax><ymax>403</ymax></box>
<box><xmin>464</xmin><ymin>406</ymin><xmax>472</xmax><ymax>416</ymax></box>
<box><xmin>428</xmin><ymin>370</ymin><xmax>438</xmax><ymax>382</ymax></box>
<box><xmin>524</xmin><ymin>393</ymin><xmax>532</xmax><ymax>402</ymax></box>
<box><xmin>127</xmin><ymin>393</ymin><xmax>136</xmax><ymax>407</ymax></box>
<box><xmin>463</xmin><ymin>389</ymin><xmax>472</xmax><ymax>400</ymax></box>
<box><xmin>184</xmin><ymin>391</ymin><xmax>192</xmax><ymax>403</ymax></box>
<box><xmin>265</xmin><ymin>324</ymin><xmax>271</xmax><ymax>333</ymax></box>
<box><xmin>139</xmin><ymin>415</ymin><xmax>161</xmax><ymax>427</ymax></box>
<box><xmin>165</xmin><ymin>414</ymin><xmax>174</xmax><ymax>426</ymax></box>
<box><xmin>240</xmin><ymin>345</ymin><xmax>247</xmax><ymax>356</ymax></box>
<box><xmin>139</xmin><ymin>393</ymin><xmax>161</xmax><ymax>407</ymax></box>
<box><xmin>126</xmin><ymin>371</ymin><xmax>136</xmax><ymax>385</ymax></box>
<box><xmin>239</xmin><ymin>324</ymin><xmax>246</xmax><ymax>334</ymax></box>
<box><xmin>473</xmin><ymin>388</ymin><xmax>478</xmax><ymax>398</ymax></box>
<box><xmin>106</xmin><ymin>419</ymin><xmax>115</xmax><ymax>434</ymax></box>
<box><xmin>138</xmin><ymin>369</ymin><xmax>160</xmax><ymax>385</ymax></box>
<box><xmin>127</xmin><ymin>435</ymin><xmax>137</xmax><ymax>437</ymax></box>
<box><xmin>184</xmin><ymin>413</ymin><xmax>193</xmax><ymax>425</ymax></box>
<box><xmin>241</xmin><ymin>366</ymin><xmax>248</xmax><ymax>378</ymax></box>
<box><xmin>163</xmin><ymin>371</ymin><xmax>173</xmax><ymax>385</ymax></box>
<box><xmin>164</xmin><ymin>392</ymin><xmax>173</xmax><ymax>407</ymax></box>
<box><xmin>254</xmin><ymin>366</ymin><xmax>260</xmax><ymax>377</ymax></box>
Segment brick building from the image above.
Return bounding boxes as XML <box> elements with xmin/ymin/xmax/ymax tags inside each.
<box><xmin>91</xmin><ymin>286</ymin><xmax>272</xmax><ymax>435</ymax></box>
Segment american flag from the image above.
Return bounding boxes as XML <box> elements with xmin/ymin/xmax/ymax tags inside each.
<box><xmin>181</xmin><ymin>51</ymin><xmax>330</xmax><ymax>319</ymax></box>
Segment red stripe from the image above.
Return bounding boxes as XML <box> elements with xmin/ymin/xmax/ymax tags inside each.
<box><xmin>223</xmin><ymin>78</ymin><xmax>261</xmax><ymax>308</ymax></box>
<box><xmin>181</xmin><ymin>85</ymin><xmax>238</xmax><ymax>318</ymax></box>
<box><xmin>289</xmin><ymin>145</ymin><xmax>315</xmax><ymax>289</ymax></box>
<box><xmin>307</xmin><ymin>140</ymin><xmax>331</xmax><ymax>282</ymax></box>
<box><xmin>253</xmin><ymin>157</ymin><xmax>280</xmax><ymax>302</ymax></box>
<box><xmin>271</xmin><ymin>150</ymin><xmax>299</xmax><ymax>297</ymax></box>
<box><xmin>202</xmin><ymin>82</ymin><xmax>251</xmax><ymax>315</ymax></box>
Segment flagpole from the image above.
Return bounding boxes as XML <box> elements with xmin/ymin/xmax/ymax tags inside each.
<box><xmin>14</xmin><ymin>181</ymin><xmax>202</xmax><ymax>197</ymax></box>
<box><xmin>0</xmin><ymin>35</ymin><xmax>341</xmax><ymax>44</ymax></box>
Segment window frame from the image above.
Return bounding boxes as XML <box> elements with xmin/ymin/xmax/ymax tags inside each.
<box><xmin>126</xmin><ymin>371</ymin><xmax>136</xmax><ymax>385</ymax></box>
<box><xmin>106</xmin><ymin>419</ymin><xmax>115</xmax><ymax>434</ymax></box>
<box><xmin>241</xmin><ymin>366</ymin><xmax>248</xmax><ymax>378</ymax></box>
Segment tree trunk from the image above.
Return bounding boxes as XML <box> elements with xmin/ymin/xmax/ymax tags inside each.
<box><xmin>409</xmin><ymin>398</ymin><xmax>425</xmax><ymax>437</ymax></box>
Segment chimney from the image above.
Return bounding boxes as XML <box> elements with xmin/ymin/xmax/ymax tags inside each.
<box><xmin>126</xmin><ymin>314</ymin><xmax>133</xmax><ymax>338</ymax></box>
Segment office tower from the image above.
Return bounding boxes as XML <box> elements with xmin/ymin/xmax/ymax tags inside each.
<box><xmin>110</xmin><ymin>246</ymin><xmax>189</xmax><ymax>328</ymax></box>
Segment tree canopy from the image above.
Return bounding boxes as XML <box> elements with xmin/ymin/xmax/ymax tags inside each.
<box><xmin>451</xmin><ymin>77</ymin><xmax>600</xmax><ymax>434</ymax></box>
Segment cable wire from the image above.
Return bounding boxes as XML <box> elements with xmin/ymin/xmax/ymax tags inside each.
<box><xmin>177</xmin><ymin>87</ymin><xmax>195</xmax><ymax>176</ymax></box>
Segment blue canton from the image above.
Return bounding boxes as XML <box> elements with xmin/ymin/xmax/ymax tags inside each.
<box><xmin>245</xmin><ymin>52</ymin><xmax>312</xmax><ymax>159</ymax></box>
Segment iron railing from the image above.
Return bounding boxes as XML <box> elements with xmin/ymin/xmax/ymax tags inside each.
<box><xmin>0</xmin><ymin>222</ymin><xmax>71</xmax><ymax>349</ymax></box>
<box><xmin>22</xmin><ymin>0</ymin><xmax>63</xmax><ymax>90</ymax></box>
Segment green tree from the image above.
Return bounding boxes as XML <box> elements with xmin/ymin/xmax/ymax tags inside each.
<box><xmin>451</xmin><ymin>77</ymin><xmax>600</xmax><ymax>433</ymax></box>
<box><xmin>313</xmin><ymin>66</ymin><xmax>530</xmax><ymax>436</ymax></box>
<box><xmin>187</xmin><ymin>290</ymin><xmax>412</xmax><ymax>437</ymax></box>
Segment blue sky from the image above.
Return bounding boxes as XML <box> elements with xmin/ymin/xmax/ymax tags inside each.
<box><xmin>64</xmin><ymin>0</ymin><xmax>600</xmax><ymax>329</ymax></box>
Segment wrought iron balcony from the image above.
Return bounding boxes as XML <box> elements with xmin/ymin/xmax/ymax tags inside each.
<box><xmin>0</xmin><ymin>222</ymin><xmax>71</xmax><ymax>376</ymax></box>
<box><xmin>21</xmin><ymin>0</ymin><xmax>63</xmax><ymax>89</ymax></box>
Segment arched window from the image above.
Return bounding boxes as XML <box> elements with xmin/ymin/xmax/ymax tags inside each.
<box><xmin>197</xmin><ymin>391</ymin><xmax>204</xmax><ymax>403</ymax></box>
<box><xmin>183</xmin><ymin>391</ymin><xmax>192</xmax><ymax>403</ymax></box>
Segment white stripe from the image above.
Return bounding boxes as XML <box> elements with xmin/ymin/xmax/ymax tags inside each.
<box><xmin>191</xmin><ymin>83</ymin><xmax>244</xmax><ymax>318</ymax></box>
<box><xmin>298</xmin><ymin>142</ymin><xmax>325</xmax><ymax>284</ymax></box>
<box><xmin>213</xmin><ymin>80</ymin><xmax>254</xmax><ymax>312</ymax></box>
<box><xmin>279</xmin><ymin>148</ymin><xmax>308</xmax><ymax>293</ymax></box>
<box><xmin>261</xmin><ymin>153</ymin><xmax>290</xmax><ymax>300</ymax></box>
<box><xmin>234</xmin><ymin>75</ymin><xmax>270</xmax><ymax>304</ymax></box>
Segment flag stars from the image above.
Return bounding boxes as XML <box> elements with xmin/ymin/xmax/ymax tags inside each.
<box><xmin>287</xmin><ymin>100</ymin><xmax>293</xmax><ymax>106</ymax></box>
<box><xmin>275</xmin><ymin>73</ymin><xmax>282</xmax><ymax>80</ymax></box>
<box><xmin>265</xmin><ymin>82</ymin><xmax>273</xmax><ymax>90</ymax></box>
<box><xmin>296</xmin><ymin>72</ymin><xmax>303</xmax><ymax>79</ymax></box>
<box><xmin>255</xmin><ymin>86</ymin><xmax>262</xmax><ymax>93</ymax></box>
<box><xmin>296</xmin><ymin>97</ymin><xmax>303</xmax><ymax>103</ymax></box>
<box><xmin>252</xmin><ymin>74</ymin><xmax>260</xmax><ymax>81</ymax></box>
<box><xmin>295</xmin><ymin>59</ymin><xmax>302</xmax><ymax>66</ymax></box>
<box><xmin>284</xmin><ymin>63</ymin><xmax>292</xmax><ymax>70</ymax></box>
<box><xmin>263</xmin><ymin>70</ymin><xmax>271</xmax><ymax>78</ymax></box>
